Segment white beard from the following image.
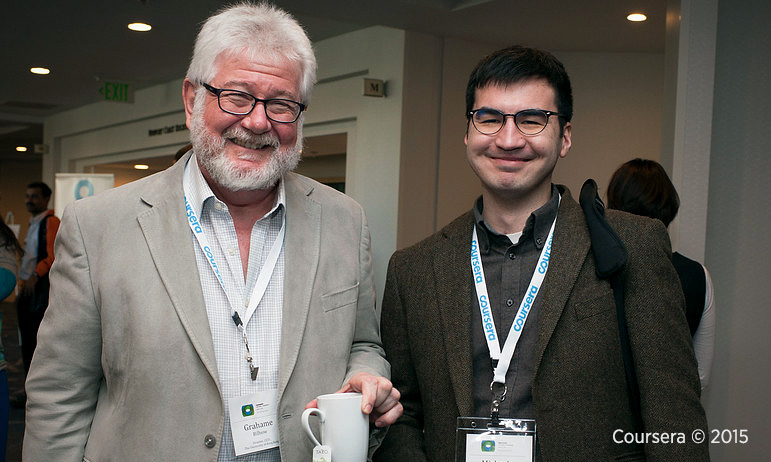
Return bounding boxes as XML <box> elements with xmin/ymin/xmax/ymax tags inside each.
<box><xmin>189</xmin><ymin>104</ymin><xmax>302</xmax><ymax>192</ymax></box>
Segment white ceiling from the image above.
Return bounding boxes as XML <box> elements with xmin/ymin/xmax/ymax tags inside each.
<box><xmin>0</xmin><ymin>0</ymin><xmax>667</xmax><ymax>160</ymax></box>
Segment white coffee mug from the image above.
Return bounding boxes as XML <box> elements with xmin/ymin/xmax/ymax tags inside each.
<box><xmin>301</xmin><ymin>392</ymin><xmax>369</xmax><ymax>462</ymax></box>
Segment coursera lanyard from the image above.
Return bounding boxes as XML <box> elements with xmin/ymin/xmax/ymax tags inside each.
<box><xmin>184</xmin><ymin>192</ymin><xmax>285</xmax><ymax>381</ymax></box>
<box><xmin>471</xmin><ymin>196</ymin><xmax>559</xmax><ymax>413</ymax></box>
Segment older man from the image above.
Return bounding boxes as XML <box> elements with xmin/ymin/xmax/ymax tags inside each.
<box><xmin>23</xmin><ymin>4</ymin><xmax>400</xmax><ymax>461</ymax></box>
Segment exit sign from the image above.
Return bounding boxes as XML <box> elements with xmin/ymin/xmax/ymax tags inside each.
<box><xmin>100</xmin><ymin>81</ymin><xmax>134</xmax><ymax>103</ymax></box>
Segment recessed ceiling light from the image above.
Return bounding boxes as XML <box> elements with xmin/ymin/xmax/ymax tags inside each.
<box><xmin>16</xmin><ymin>146</ymin><xmax>28</xmax><ymax>152</ymax></box>
<box><xmin>627</xmin><ymin>13</ymin><xmax>647</xmax><ymax>22</ymax></box>
<box><xmin>134</xmin><ymin>164</ymin><xmax>150</xmax><ymax>170</ymax></box>
<box><xmin>128</xmin><ymin>22</ymin><xmax>152</xmax><ymax>32</ymax></box>
<box><xmin>30</xmin><ymin>67</ymin><xmax>50</xmax><ymax>75</ymax></box>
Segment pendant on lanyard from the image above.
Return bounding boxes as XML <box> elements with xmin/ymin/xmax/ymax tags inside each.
<box><xmin>232</xmin><ymin>312</ymin><xmax>259</xmax><ymax>380</ymax></box>
<box><xmin>490</xmin><ymin>381</ymin><xmax>507</xmax><ymax>427</ymax></box>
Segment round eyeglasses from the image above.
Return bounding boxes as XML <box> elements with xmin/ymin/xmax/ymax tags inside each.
<box><xmin>201</xmin><ymin>82</ymin><xmax>306</xmax><ymax>123</ymax></box>
<box><xmin>468</xmin><ymin>108</ymin><xmax>564</xmax><ymax>136</ymax></box>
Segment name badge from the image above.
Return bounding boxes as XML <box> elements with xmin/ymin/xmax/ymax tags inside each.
<box><xmin>456</xmin><ymin>417</ymin><xmax>536</xmax><ymax>462</ymax></box>
<box><xmin>228</xmin><ymin>390</ymin><xmax>279</xmax><ymax>456</ymax></box>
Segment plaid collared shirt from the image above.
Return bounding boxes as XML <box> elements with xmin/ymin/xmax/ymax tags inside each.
<box><xmin>184</xmin><ymin>155</ymin><xmax>284</xmax><ymax>461</ymax></box>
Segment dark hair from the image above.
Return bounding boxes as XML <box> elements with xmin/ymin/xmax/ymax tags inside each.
<box><xmin>0</xmin><ymin>215</ymin><xmax>24</xmax><ymax>259</ymax></box>
<box><xmin>27</xmin><ymin>181</ymin><xmax>52</xmax><ymax>198</ymax></box>
<box><xmin>606</xmin><ymin>158</ymin><xmax>680</xmax><ymax>227</ymax></box>
<box><xmin>465</xmin><ymin>45</ymin><xmax>573</xmax><ymax>131</ymax></box>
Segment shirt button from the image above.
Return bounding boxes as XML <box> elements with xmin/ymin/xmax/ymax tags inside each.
<box><xmin>508</xmin><ymin>252</ymin><xmax>516</xmax><ymax>260</ymax></box>
<box><xmin>204</xmin><ymin>434</ymin><xmax>217</xmax><ymax>448</ymax></box>
<box><xmin>214</xmin><ymin>202</ymin><xmax>223</xmax><ymax>211</ymax></box>
<box><xmin>228</xmin><ymin>247</ymin><xmax>236</xmax><ymax>256</ymax></box>
<box><xmin>506</xmin><ymin>299</ymin><xmax>514</xmax><ymax>307</ymax></box>
<box><xmin>536</xmin><ymin>238</ymin><xmax>543</xmax><ymax>246</ymax></box>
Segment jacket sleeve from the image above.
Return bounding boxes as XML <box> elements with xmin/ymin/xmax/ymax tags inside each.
<box><xmin>373</xmin><ymin>253</ymin><xmax>429</xmax><ymax>462</ymax></box>
<box><xmin>34</xmin><ymin>214</ymin><xmax>60</xmax><ymax>277</ymax></box>
<box><xmin>621</xmin><ymin>217</ymin><xmax>710</xmax><ymax>459</ymax></box>
<box><xmin>344</xmin><ymin>205</ymin><xmax>390</xmax><ymax>382</ymax></box>
<box><xmin>23</xmin><ymin>206</ymin><xmax>101</xmax><ymax>461</ymax></box>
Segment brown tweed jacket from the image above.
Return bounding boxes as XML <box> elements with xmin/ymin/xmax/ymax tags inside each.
<box><xmin>375</xmin><ymin>186</ymin><xmax>709</xmax><ymax>462</ymax></box>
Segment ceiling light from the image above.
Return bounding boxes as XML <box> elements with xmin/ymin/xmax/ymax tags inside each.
<box><xmin>627</xmin><ymin>13</ymin><xmax>647</xmax><ymax>22</ymax></box>
<box><xmin>128</xmin><ymin>22</ymin><xmax>152</xmax><ymax>32</ymax></box>
<box><xmin>30</xmin><ymin>67</ymin><xmax>50</xmax><ymax>75</ymax></box>
<box><xmin>16</xmin><ymin>146</ymin><xmax>28</xmax><ymax>152</ymax></box>
<box><xmin>134</xmin><ymin>164</ymin><xmax>150</xmax><ymax>170</ymax></box>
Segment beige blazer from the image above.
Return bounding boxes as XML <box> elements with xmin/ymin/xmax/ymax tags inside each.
<box><xmin>23</xmin><ymin>153</ymin><xmax>389</xmax><ymax>461</ymax></box>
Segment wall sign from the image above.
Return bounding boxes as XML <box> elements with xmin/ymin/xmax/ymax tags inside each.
<box><xmin>99</xmin><ymin>81</ymin><xmax>135</xmax><ymax>103</ymax></box>
<box><xmin>148</xmin><ymin>124</ymin><xmax>188</xmax><ymax>137</ymax></box>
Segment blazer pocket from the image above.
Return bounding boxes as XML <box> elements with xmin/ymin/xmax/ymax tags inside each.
<box><xmin>321</xmin><ymin>283</ymin><xmax>359</xmax><ymax>312</ymax></box>
<box><xmin>572</xmin><ymin>291</ymin><xmax>615</xmax><ymax>320</ymax></box>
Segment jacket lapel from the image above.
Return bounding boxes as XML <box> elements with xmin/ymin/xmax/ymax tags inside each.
<box><xmin>534</xmin><ymin>189</ymin><xmax>591</xmax><ymax>375</ymax></box>
<box><xmin>136</xmin><ymin>156</ymin><xmax>220</xmax><ymax>389</ymax></box>
<box><xmin>435</xmin><ymin>213</ymin><xmax>475</xmax><ymax>416</ymax></box>
<box><xmin>277</xmin><ymin>173</ymin><xmax>320</xmax><ymax>401</ymax></box>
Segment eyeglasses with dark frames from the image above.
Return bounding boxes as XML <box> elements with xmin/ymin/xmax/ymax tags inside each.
<box><xmin>468</xmin><ymin>108</ymin><xmax>564</xmax><ymax>136</ymax></box>
<box><xmin>201</xmin><ymin>82</ymin><xmax>306</xmax><ymax>123</ymax></box>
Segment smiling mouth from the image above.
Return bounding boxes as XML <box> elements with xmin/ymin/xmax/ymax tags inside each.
<box><xmin>491</xmin><ymin>155</ymin><xmax>531</xmax><ymax>162</ymax></box>
<box><xmin>228</xmin><ymin>137</ymin><xmax>276</xmax><ymax>151</ymax></box>
<box><xmin>228</xmin><ymin>138</ymin><xmax>273</xmax><ymax>151</ymax></box>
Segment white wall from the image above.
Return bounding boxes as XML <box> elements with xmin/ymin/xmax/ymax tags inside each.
<box><xmin>702</xmin><ymin>0</ymin><xmax>771</xmax><ymax>459</ymax></box>
<box><xmin>305</xmin><ymin>26</ymin><xmax>405</xmax><ymax>299</ymax></box>
<box><xmin>42</xmin><ymin>79</ymin><xmax>188</xmax><ymax>178</ymax></box>
<box><xmin>554</xmin><ymin>52</ymin><xmax>664</xmax><ymax>198</ymax></box>
<box><xmin>665</xmin><ymin>0</ymin><xmax>717</xmax><ymax>261</ymax></box>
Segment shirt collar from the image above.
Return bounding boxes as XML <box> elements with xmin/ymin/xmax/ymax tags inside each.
<box><xmin>473</xmin><ymin>184</ymin><xmax>560</xmax><ymax>254</ymax></box>
<box><xmin>29</xmin><ymin>209</ymin><xmax>51</xmax><ymax>224</ymax></box>
<box><xmin>183</xmin><ymin>151</ymin><xmax>286</xmax><ymax>220</ymax></box>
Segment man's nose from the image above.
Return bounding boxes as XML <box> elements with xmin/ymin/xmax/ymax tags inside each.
<box><xmin>495</xmin><ymin>116</ymin><xmax>527</xmax><ymax>149</ymax></box>
<box><xmin>241</xmin><ymin>102</ymin><xmax>272</xmax><ymax>133</ymax></box>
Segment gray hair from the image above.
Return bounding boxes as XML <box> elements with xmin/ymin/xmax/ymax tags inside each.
<box><xmin>186</xmin><ymin>2</ymin><xmax>317</xmax><ymax>104</ymax></box>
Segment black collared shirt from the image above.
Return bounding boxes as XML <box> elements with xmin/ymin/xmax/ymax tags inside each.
<box><xmin>471</xmin><ymin>185</ymin><xmax>560</xmax><ymax>420</ymax></box>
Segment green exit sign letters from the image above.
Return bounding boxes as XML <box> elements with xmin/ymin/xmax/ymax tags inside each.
<box><xmin>100</xmin><ymin>81</ymin><xmax>134</xmax><ymax>103</ymax></box>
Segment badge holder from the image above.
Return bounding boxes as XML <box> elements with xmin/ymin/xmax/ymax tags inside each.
<box><xmin>455</xmin><ymin>417</ymin><xmax>536</xmax><ymax>462</ymax></box>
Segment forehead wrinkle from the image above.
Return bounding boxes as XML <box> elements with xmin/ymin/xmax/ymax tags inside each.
<box><xmin>219</xmin><ymin>79</ymin><xmax>297</xmax><ymax>100</ymax></box>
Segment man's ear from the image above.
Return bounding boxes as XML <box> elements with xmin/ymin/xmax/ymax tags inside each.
<box><xmin>559</xmin><ymin>122</ymin><xmax>572</xmax><ymax>158</ymax></box>
<box><xmin>182</xmin><ymin>79</ymin><xmax>197</xmax><ymax>129</ymax></box>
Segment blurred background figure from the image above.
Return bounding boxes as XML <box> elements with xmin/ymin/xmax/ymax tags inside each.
<box><xmin>13</xmin><ymin>182</ymin><xmax>60</xmax><ymax>408</ymax></box>
<box><xmin>607</xmin><ymin>158</ymin><xmax>715</xmax><ymax>389</ymax></box>
<box><xmin>1</xmin><ymin>214</ymin><xmax>24</xmax><ymax>460</ymax></box>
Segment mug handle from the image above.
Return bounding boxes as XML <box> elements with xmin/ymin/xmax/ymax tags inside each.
<box><xmin>301</xmin><ymin>407</ymin><xmax>325</xmax><ymax>447</ymax></box>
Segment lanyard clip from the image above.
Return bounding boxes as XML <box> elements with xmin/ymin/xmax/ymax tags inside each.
<box><xmin>489</xmin><ymin>381</ymin><xmax>507</xmax><ymax>427</ymax></box>
<box><xmin>490</xmin><ymin>381</ymin><xmax>507</xmax><ymax>402</ymax></box>
<box><xmin>490</xmin><ymin>398</ymin><xmax>501</xmax><ymax>427</ymax></box>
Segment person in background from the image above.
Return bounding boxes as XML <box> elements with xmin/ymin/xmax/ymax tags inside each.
<box><xmin>1</xmin><ymin>214</ymin><xmax>24</xmax><ymax>460</ymax></box>
<box><xmin>23</xmin><ymin>3</ymin><xmax>400</xmax><ymax>462</ymax></box>
<box><xmin>375</xmin><ymin>45</ymin><xmax>708</xmax><ymax>461</ymax></box>
<box><xmin>0</xmin><ymin>214</ymin><xmax>22</xmax><ymax>299</ymax></box>
<box><xmin>607</xmin><ymin>157</ymin><xmax>715</xmax><ymax>389</ymax></box>
<box><xmin>12</xmin><ymin>182</ymin><xmax>59</xmax><ymax>408</ymax></box>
